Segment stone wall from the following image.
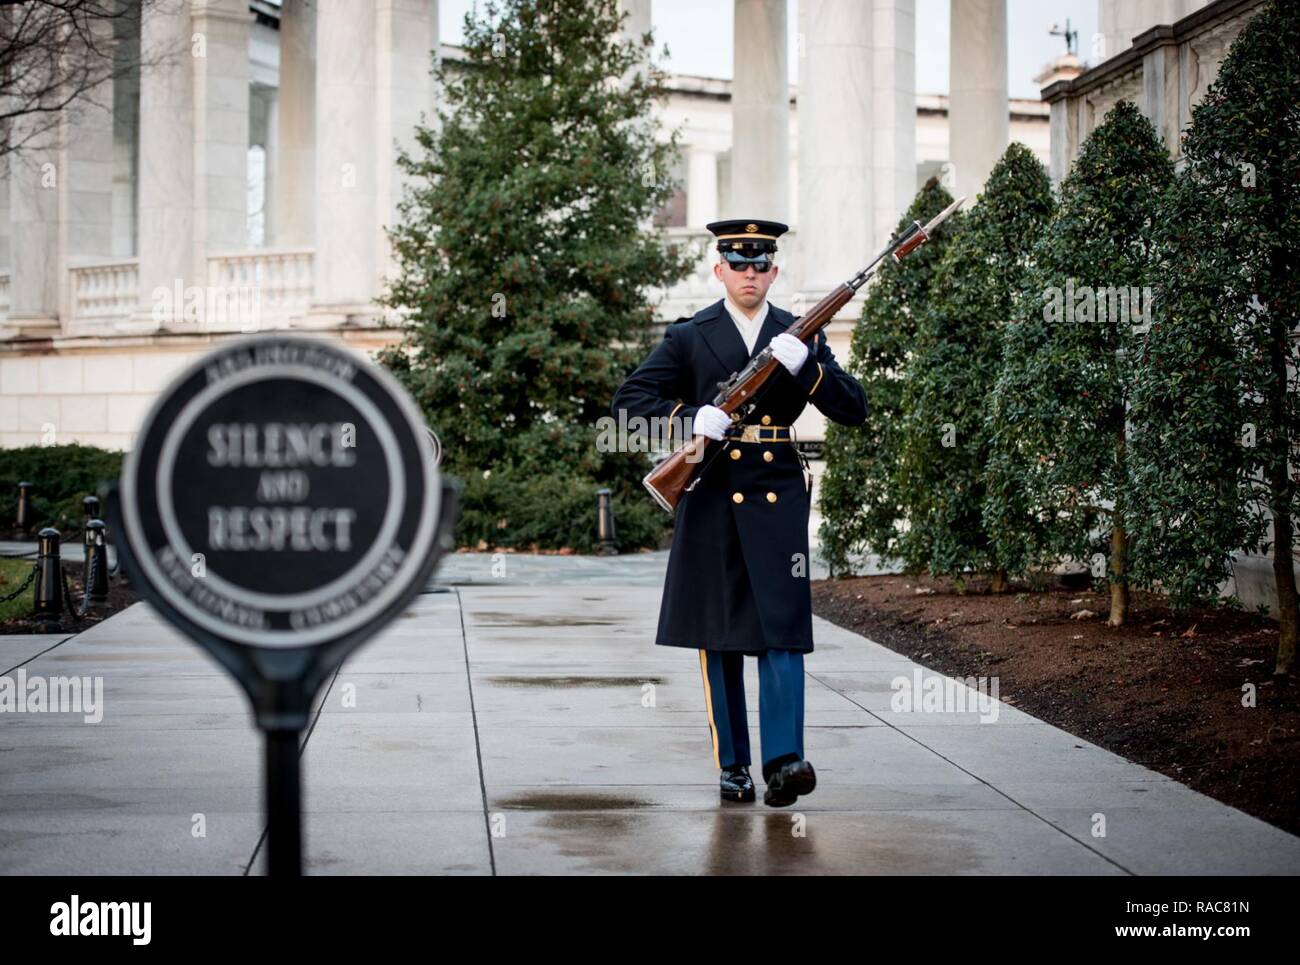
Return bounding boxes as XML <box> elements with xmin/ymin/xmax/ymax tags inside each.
<box><xmin>0</xmin><ymin>330</ymin><xmax>400</xmax><ymax>451</ymax></box>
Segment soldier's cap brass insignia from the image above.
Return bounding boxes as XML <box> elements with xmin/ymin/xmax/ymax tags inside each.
<box><xmin>704</xmin><ymin>218</ymin><xmax>789</xmax><ymax>253</ymax></box>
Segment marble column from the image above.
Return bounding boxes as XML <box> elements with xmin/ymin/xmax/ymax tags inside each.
<box><xmin>1047</xmin><ymin>96</ymin><xmax>1078</xmax><ymax>188</ymax></box>
<box><xmin>949</xmin><ymin>0</ymin><xmax>1007</xmax><ymax>203</ymax></box>
<box><xmin>687</xmin><ymin>147</ymin><xmax>719</xmax><ymax>228</ymax></box>
<box><xmin>618</xmin><ymin>0</ymin><xmax>651</xmax><ymax>42</ymax></box>
<box><xmin>2</xmin><ymin>17</ymin><xmax>120</xmax><ymax>335</ymax></box>
<box><xmin>262</xmin><ymin>92</ymin><xmax>278</xmax><ymax>244</ymax></box>
<box><xmin>0</xmin><ymin>152</ymin><xmax>8</xmax><ymax>277</ymax></box>
<box><xmin>192</xmin><ymin>0</ymin><xmax>252</xmax><ymax>256</ymax></box>
<box><xmin>872</xmin><ymin>0</ymin><xmax>915</xmax><ymax>250</ymax></box>
<box><xmin>275</xmin><ymin>0</ymin><xmax>315</xmax><ymax>247</ymax></box>
<box><xmin>731</xmin><ymin>0</ymin><xmax>789</xmax><ymax>222</ymax></box>
<box><xmin>1141</xmin><ymin>40</ymin><xmax>1182</xmax><ymax>158</ymax></box>
<box><xmin>111</xmin><ymin>5</ymin><xmax>141</xmax><ymax>259</ymax></box>
<box><xmin>58</xmin><ymin>18</ymin><xmax>118</xmax><ymax>321</ymax></box>
<box><xmin>375</xmin><ymin>0</ymin><xmax>437</xmax><ymax>285</ymax></box>
<box><xmin>134</xmin><ymin>0</ymin><xmax>250</xmax><ymax>328</ymax></box>
<box><xmin>312</xmin><ymin>0</ymin><xmax>435</xmax><ymax>325</ymax></box>
<box><xmin>311</xmin><ymin>0</ymin><xmax>378</xmax><ymax>321</ymax></box>
<box><xmin>621</xmin><ymin>0</ymin><xmax>660</xmax><ymax>227</ymax></box>
<box><xmin>134</xmin><ymin>0</ymin><xmax>193</xmax><ymax>326</ymax></box>
<box><xmin>798</xmin><ymin>0</ymin><xmax>872</xmax><ymax>301</ymax></box>
<box><xmin>6</xmin><ymin>116</ymin><xmax>60</xmax><ymax>333</ymax></box>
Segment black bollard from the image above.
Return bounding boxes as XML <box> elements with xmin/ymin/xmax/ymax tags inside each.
<box><xmin>84</xmin><ymin>519</ymin><xmax>110</xmax><ymax>609</ymax></box>
<box><xmin>596</xmin><ymin>488</ymin><xmax>618</xmax><ymax>556</ymax></box>
<box><xmin>33</xmin><ymin>527</ymin><xmax>63</xmax><ymax>632</ymax></box>
<box><xmin>16</xmin><ymin>481</ymin><xmax>32</xmax><ymax>531</ymax></box>
<box><xmin>83</xmin><ymin>495</ymin><xmax>100</xmax><ymax>521</ymax></box>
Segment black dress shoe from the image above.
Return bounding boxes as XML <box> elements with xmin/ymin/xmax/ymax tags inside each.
<box><xmin>763</xmin><ymin>758</ymin><xmax>816</xmax><ymax>807</ymax></box>
<box><xmin>720</xmin><ymin>764</ymin><xmax>756</xmax><ymax>802</ymax></box>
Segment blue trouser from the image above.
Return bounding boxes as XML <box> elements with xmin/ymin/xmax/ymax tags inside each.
<box><xmin>698</xmin><ymin>648</ymin><xmax>805</xmax><ymax>780</ymax></box>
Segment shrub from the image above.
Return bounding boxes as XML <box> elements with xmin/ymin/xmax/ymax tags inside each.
<box><xmin>456</xmin><ymin>469</ymin><xmax>668</xmax><ymax>554</ymax></box>
<box><xmin>0</xmin><ymin>444</ymin><xmax>123</xmax><ymax>535</ymax></box>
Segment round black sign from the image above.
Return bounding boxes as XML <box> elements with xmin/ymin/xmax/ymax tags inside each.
<box><xmin>119</xmin><ymin>335</ymin><xmax>440</xmax><ymax>649</ymax></box>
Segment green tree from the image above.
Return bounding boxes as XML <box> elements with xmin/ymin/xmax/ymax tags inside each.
<box><xmin>0</xmin><ymin>445</ymin><xmax>123</xmax><ymax>534</ymax></box>
<box><xmin>818</xmin><ymin>178</ymin><xmax>962</xmax><ymax>576</ymax></box>
<box><xmin>1127</xmin><ymin>0</ymin><xmax>1300</xmax><ymax>674</ymax></box>
<box><xmin>377</xmin><ymin>0</ymin><xmax>694</xmax><ymax>550</ymax></box>
<box><xmin>984</xmin><ymin>101</ymin><xmax>1173</xmax><ymax>625</ymax></box>
<box><xmin>896</xmin><ymin>143</ymin><xmax>1054</xmax><ymax>589</ymax></box>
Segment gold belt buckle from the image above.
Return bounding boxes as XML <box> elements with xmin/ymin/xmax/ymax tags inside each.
<box><xmin>735</xmin><ymin>424</ymin><xmax>788</xmax><ymax>443</ymax></box>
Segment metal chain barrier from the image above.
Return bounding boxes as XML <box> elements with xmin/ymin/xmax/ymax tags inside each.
<box><xmin>59</xmin><ymin>566</ymin><xmax>86</xmax><ymax>623</ymax></box>
<box><xmin>78</xmin><ymin>556</ymin><xmax>101</xmax><ymax>618</ymax></box>
<box><xmin>0</xmin><ymin>562</ymin><xmax>38</xmax><ymax>604</ymax></box>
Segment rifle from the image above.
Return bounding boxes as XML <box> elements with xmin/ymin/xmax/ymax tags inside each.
<box><xmin>643</xmin><ymin>195</ymin><xmax>965</xmax><ymax>513</ymax></box>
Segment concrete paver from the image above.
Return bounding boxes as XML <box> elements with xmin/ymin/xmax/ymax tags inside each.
<box><xmin>1</xmin><ymin>553</ymin><xmax>1297</xmax><ymax>875</ymax></box>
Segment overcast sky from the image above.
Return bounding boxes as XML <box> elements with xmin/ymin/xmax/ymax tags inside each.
<box><xmin>440</xmin><ymin>0</ymin><xmax>1099</xmax><ymax>100</ymax></box>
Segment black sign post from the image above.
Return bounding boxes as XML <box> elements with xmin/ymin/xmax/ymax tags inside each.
<box><xmin>107</xmin><ymin>335</ymin><xmax>457</xmax><ymax>876</ymax></box>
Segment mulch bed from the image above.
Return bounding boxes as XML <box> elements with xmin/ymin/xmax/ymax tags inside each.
<box><xmin>812</xmin><ymin>573</ymin><xmax>1300</xmax><ymax>837</ymax></box>
<box><xmin>0</xmin><ymin>560</ymin><xmax>139</xmax><ymax>637</ymax></box>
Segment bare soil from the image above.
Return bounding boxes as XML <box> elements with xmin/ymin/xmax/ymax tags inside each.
<box><xmin>0</xmin><ymin>560</ymin><xmax>139</xmax><ymax>637</ymax></box>
<box><xmin>811</xmin><ymin>573</ymin><xmax>1300</xmax><ymax>837</ymax></box>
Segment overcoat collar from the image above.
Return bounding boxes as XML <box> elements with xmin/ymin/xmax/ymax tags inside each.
<box><xmin>694</xmin><ymin>298</ymin><xmax>790</xmax><ymax>375</ymax></box>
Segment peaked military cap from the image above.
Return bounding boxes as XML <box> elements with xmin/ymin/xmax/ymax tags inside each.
<box><xmin>705</xmin><ymin>218</ymin><xmax>789</xmax><ymax>257</ymax></box>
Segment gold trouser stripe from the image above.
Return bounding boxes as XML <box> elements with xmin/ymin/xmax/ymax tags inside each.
<box><xmin>698</xmin><ymin>649</ymin><xmax>721</xmax><ymax>768</ymax></box>
<box><xmin>808</xmin><ymin>361</ymin><xmax>825</xmax><ymax>395</ymax></box>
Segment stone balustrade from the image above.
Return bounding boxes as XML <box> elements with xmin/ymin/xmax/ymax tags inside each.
<box><xmin>207</xmin><ymin>247</ymin><xmax>315</xmax><ymax>324</ymax></box>
<box><xmin>68</xmin><ymin>260</ymin><xmax>141</xmax><ymax>329</ymax></box>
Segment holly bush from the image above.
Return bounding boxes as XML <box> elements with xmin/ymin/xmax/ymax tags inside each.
<box><xmin>983</xmin><ymin>101</ymin><xmax>1173</xmax><ymax>624</ymax></box>
<box><xmin>818</xmin><ymin>177</ymin><xmax>963</xmax><ymax>576</ymax></box>
<box><xmin>1127</xmin><ymin>0</ymin><xmax>1300</xmax><ymax>671</ymax></box>
<box><xmin>897</xmin><ymin>143</ymin><xmax>1054</xmax><ymax>586</ymax></box>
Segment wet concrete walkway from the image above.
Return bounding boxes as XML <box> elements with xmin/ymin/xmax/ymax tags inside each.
<box><xmin>2</xmin><ymin>553</ymin><xmax>1297</xmax><ymax>874</ymax></box>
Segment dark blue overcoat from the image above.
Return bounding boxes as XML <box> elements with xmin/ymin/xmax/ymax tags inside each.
<box><xmin>611</xmin><ymin>298</ymin><xmax>868</xmax><ymax>653</ymax></box>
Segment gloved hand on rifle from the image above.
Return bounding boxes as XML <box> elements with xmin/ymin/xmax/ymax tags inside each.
<box><xmin>691</xmin><ymin>404</ymin><xmax>733</xmax><ymax>441</ymax></box>
<box><xmin>770</xmin><ymin>333</ymin><xmax>809</xmax><ymax>375</ymax></box>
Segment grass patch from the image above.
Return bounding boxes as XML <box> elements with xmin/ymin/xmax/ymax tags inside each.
<box><xmin>0</xmin><ymin>556</ymin><xmax>38</xmax><ymax>623</ymax></box>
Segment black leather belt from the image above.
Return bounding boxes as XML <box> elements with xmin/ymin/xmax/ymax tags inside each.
<box><xmin>726</xmin><ymin>425</ymin><xmax>791</xmax><ymax>443</ymax></box>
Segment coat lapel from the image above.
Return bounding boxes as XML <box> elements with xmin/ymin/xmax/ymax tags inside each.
<box><xmin>694</xmin><ymin>299</ymin><xmax>750</xmax><ymax>376</ymax></box>
<box><xmin>750</xmin><ymin>305</ymin><xmax>792</xmax><ymax>361</ymax></box>
<box><xmin>696</xmin><ymin>300</ymin><xmax>799</xmax><ymax>374</ymax></box>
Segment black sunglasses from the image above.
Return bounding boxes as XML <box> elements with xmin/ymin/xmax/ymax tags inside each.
<box><xmin>721</xmin><ymin>251</ymin><xmax>774</xmax><ymax>273</ymax></box>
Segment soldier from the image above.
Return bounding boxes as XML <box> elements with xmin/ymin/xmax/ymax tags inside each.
<box><xmin>610</xmin><ymin>219</ymin><xmax>868</xmax><ymax>806</ymax></box>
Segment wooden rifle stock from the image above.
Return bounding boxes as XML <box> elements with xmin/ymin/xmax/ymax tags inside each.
<box><xmin>642</xmin><ymin>284</ymin><xmax>854</xmax><ymax>512</ymax></box>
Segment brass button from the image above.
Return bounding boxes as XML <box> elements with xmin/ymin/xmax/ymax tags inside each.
<box><xmin>766</xmin><ymin>492</ymin><xmax>777</xmax><ymax>503</ymax></box>
<box><xmin>730</xmin><ymin>448</ymin><xmax>742</xmax><ymax>460</ymax></box>
<box><xmin>732</xmin><ymin>492</ymin><xmax>744</xmax><ymax>504</ymax></box>
<box><xmin>761</xmin><ymin>415</ymin><xmax>772</xmax><ymax>426</ymax></box>
<box><xmin>763</xmin><ymin>450</ymin><xmax>773</xmax><ymax>462</ymax></box>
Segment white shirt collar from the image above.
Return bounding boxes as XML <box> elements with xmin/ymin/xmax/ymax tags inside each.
<box><xmin>722</xmin><ymin>296</ymin><xmax>769</xmax><ymax>355</ymax></box>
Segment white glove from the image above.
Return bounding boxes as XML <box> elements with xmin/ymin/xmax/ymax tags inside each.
<box><xmin>770</xmin><ymin>333</ymin><xmax>809</xmax><ymax>375</ymax></box>
<box><xmin>691</xmin><ymin>404</ymin><xmax>732</xmax><ymax>441</ymax></box>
